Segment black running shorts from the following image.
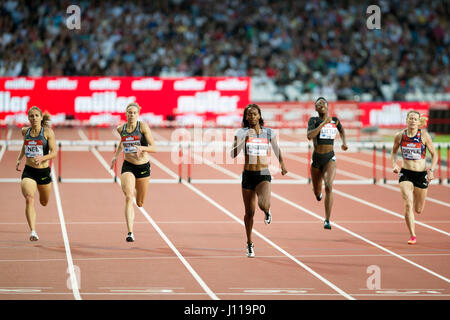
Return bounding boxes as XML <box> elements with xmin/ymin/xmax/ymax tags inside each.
<box><xmin>399</xmin><ymin>168</ymin><xmax>428</xmax><ymax>189</ymax></box>
<box><xmin>311</xmin><ymin>151</ymin><xmax>336</xmax><ymax>171</ymax></box>
<box><xmin>121</xmin><ymin>160</ymin><xmax>151</xmax><ymax>179</ymax></box>
<box><xmin>241</xmin><ymin>169</ymin><xmax>271</xmax><ymax>190</ymax></box>
<box><xmin>21</xmin><ymin>165</ymin><xmax>52</xmax><ymax>185</ymax></box>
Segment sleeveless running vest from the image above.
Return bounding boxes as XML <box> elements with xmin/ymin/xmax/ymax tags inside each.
<box><xmin>24</xmin><ymin>127</ymin><xmax>49</xmax><ymax>158</ymax></box>
<box><xmin>400</xmin><ymin>129</ymin><xmax>426</xmax><ymax>160</ymax></box>
<box><xmin>236</xmin><ymin>127</ymin><xmax>274</xmax><ymax>157</ymax></box>
<box><xmin>121</xmin><ymin>121</ymin><xmax>148</xmax><ymax>153</ymax></box>
<box><xmin>307</xmin><ymin>116</ymin><xmax>342</xmax><ymax>145</ymax></box>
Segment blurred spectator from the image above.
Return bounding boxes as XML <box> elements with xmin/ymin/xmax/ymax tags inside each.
<box><xmin>0</xmin><ymin>0</ymin><xmax>448</xmax><ymax>101</ymax></box>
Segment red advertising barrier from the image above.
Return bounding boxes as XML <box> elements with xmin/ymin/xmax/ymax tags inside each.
<box><xmin>258</xmin><ymin>101</ymin><xmax>448</xmax><ymax>129</ymax></box>
<box><xmin>1</xmin><ymin>77</ymin><xmax>447</xmax><ymax>129</ymax></box>
<box><xmin>359</xmin><ymin>101</ymin><xmax>430</xmax><ymax>128</ymax></box>
<box><xmin>0</xmin><ymin>77</ymin><xmax>250</xmax><ymax>126</ymax></box>
<box><xmin>257</xmin><ymin>101</ymin><xmax>361</xmax><ymax>128</ymax></box>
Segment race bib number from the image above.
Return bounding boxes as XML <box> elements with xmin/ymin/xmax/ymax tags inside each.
<box><xmin>24</xmin><ymin>139</ymin><xmax>43</xmax><ymax>158</ymax></box>
<box><xmin>122</xmin><ymin>136</ymin><xmax>141</xmax><ymax>153</ymax></box>
<box><xmin>402</xmin><ymin>147</ymin><xmax>423</xmax><ymax>160</ymax></box>
<box><xmin>319</xmin><ymin>123</ymin><xmax>337</xmax><ymax>139</ymax></box>
<box><xmin>246</xmin><ymin>137</ymin><xmax>269</xmax><ymax>156</ymax></box>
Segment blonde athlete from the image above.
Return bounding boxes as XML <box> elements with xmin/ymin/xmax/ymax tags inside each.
<box><xmin>391</xmin><ymin>110</ymin><xmax>437</xmax><ymax>245</ymax></box>
<box><xmin>111</xmin><ymin>103</ymin><xmax>156</xmax><ymax>242</ymax></box>
<box><xmin>16</xmin><ymin>107</ymin><xmax>57</xmax><ymax>241</ymax></box>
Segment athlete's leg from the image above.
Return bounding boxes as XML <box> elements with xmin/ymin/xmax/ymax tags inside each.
<box><xmin>37</xmin><ymin>183</ymin><xmax>52</xmax><ymax>206</ymax></box>
<box><xmin>322</xmin><ymin>160</ymin><xmax>336</xmax><ymax>221</ymax></box>
<box><xmin>413</xmin><ymin>187</ymin><xmax>428</xmax><ymax>214</ymax></box>
<box><xmin>255</xmin><ymin>181</ymin><xmax>270</xmax><ymax>214</ymax></box>
<box><xmin>311</xmin><ymin>166</ymin><xmax>323</xmax><ymax>200</ymax></box>
<box><xmin>21</xmin><ymin>178</ymin><xmax>38</xmax><ymax>232</ymax></box>
<box><xmin>256</xmin><ymin>180</ymin><xmax>272</xmax><ymax>224</ymax></box>
<box><xmin>242</xmin><ymin>188</ymin><xmax>256</xmax><ymax>245</ymax></box>
<box><xmin>399</xmin><ymin>181</ymin><xmax>415</xmax><ymax>237</ymax></box>
<box><xmin>121</xmin><ymin>172</ymin><xmax>136</xmax><ymax>234</ymax></box>
<box><xmin>135</xmin><ymin>177</ymin><xmax>150</xmax><ymax>207</ymax></box>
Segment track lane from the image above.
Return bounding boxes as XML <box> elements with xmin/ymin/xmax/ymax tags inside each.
<box><xmin>0</xmin><ymin>162</ymin><xmax>78</xmax><ymax>299</ymax></box>
<box><xmin>56</xmin><ymin>151</ymin><xmax>217</xmax><ymax>299</ymax></box>
<box><xmin>179</xmin><ymin>151</ymin><xmax>450</xmax><ymax>298</ymax></box>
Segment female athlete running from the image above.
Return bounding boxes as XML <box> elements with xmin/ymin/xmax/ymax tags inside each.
<box><xmin>16</xmin><ymin>106</ymin><xmax>57</xmax><ymax>241</ymax></box>
<box><xmin>111</xmin><ymin>103</ymin><xmax>156</xmax><ymax>242</ymax></box>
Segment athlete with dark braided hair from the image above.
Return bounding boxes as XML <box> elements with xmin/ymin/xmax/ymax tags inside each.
<box><xmin>307</xmin><ymin>97</ymin><xmax>348</xmax><ymax>230</ymax></box>
<box><xmin>231</xmin><ymin>104</ymin><xmax>287</xmax><ymax>257</ymax></box>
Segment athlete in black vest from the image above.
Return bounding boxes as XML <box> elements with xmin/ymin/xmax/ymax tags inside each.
<box><xmin>111</xmin><ymin>103</ymin><xmax>156</xmax><ymax>242</ymax></box>
<box><xmin>307</xmin><ymin>97</ymin><xmax>348</xmax><ymax>230</ymax></box>
<box><xmin>16</xmin><ymin>106</ymin><xmax>57</xmax><ymax>241</ymax></box>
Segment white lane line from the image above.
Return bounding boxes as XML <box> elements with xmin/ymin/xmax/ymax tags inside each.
<box><xmin>3</xmin><ymin>219</ymin><xmax>450</xmax><ymax>225</ymax></box>
<box><xmin>50</xmin><ymin>166</ymin><xmax>82</xmax><ymax>300</ymax></box>
<box><xmin>336</xmin><ymin>153</ymin><xmax>450</xmax><ymax>201</ymax></box>
<box><xmin>134</xmin><ymin>199</ymin><xmax>219</xmax><ymax>300</ymax></box>
<box><xmin>0</xmin><ymin>141</ymin><xmax>7</xmax><ymax>162</ymax></box>
<box><xmin>381</xmin><ymin>183</ymin><xmax>450</xmax><ymax>208</ymax></box>
<box><xmin>1</xmin><ymin>291</ymin><xmax>448</xmax><ymax>297</ymax></box>
<box><xmin>181</xmin><ymin>179</ymin><xmax>355</xmax><ymax>300</ymax></box>
<box><xmin>149</xmin><ymin>153</ymin><xmax>354</xmax><ymax>300</ymax></box>
<box><xmin>332</xmin><ymin>189</ymin><xmax>450</xmax><ymax>237</ymax></box>
<box><xmin>285</xmin><ymin>153</ymin><xmax>450</xmax><ymax>235</ymax></box>
<box><xmin>195</xmin><ymin>154</ymin><xmax>450</xmax><ymax>284</ymax></box>
<box><xmin>83</xmin><ymin>137</ymin><xmax>219</xmax><ymax>300</ymax></box>
<box><xmin>7</xmin><ymin>127</ymin><xmax>12</xmax><ymax>140</ymax></box>
<box><xmin>270</xmin><ymin>192</ymin><xmax>450</xmax><ymax>283</ymax></box>
<box><xmin>0</xmin><ymin>220</ymin><xmax>450</xmax><ymax>225</ymax></box>
<box><xmin>2</xmin><ymin>253</ymin><xmax>450</xmax><ymax>263</ymax></box>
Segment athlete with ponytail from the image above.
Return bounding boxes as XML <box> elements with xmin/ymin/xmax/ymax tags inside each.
<box><xmin>16</xmin><ymin>106</ymin><xmax>57</xmax><ymax>241</ymax></box>
<box><xmin>391</xmin><ymin>110</ymin><xmax>437</xmax><ymax>245</ymax></box>
<box><xmin>110</xmin><ymin>102</ymin><xmax>156</xmax><ymax>242</ymax></box>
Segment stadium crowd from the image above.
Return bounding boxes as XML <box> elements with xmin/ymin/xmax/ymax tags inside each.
<box><xmin>0</xmin><ymin>0</ymin><xmax>448</xmax><ymax>101</ymax></box>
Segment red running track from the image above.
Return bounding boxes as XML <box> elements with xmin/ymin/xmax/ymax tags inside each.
<box><xmin>0</xmin><ymin>127</ymin><xmax>449</xmax><ymax>301</ymax></box>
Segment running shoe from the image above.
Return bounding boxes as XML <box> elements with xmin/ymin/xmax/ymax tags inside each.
<box><xmin>246</xmin><ymin>243</ymin><xmax>255</xmax><ymax>258</ymax></box>
<box><xmin>323</xmin><ymin>220</ymin><xmax>331</xmax><ymax>230</ymax></box>
<box><xmin>29</xmin><ymin>230</ymin><xmax>39</xmax><ymax>241</ymax></box>
<box><xmin>264</xmin><ymin>211</ymin><xmax>272</xmax><ymax>225</ymax></box>
<box><xmin>316</xmin><ymin>193</ymin><xmax>323</xmax><ymax>201</ymax></box>
<box><xmin>407</xmin><ymin>236</ymin><xmax>416</xmax><ymax>245</ymax></box>
<box><xmin>126</xmin><ymin>232</ymin><xmax>135</xmax><ymax>242</ymax></box>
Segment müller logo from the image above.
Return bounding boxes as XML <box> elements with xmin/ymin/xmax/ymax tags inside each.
<box><xmin>174</xmin><ymin>79</ymin><xmax>206</xmax><ymax>91</ymax></box>
<box><xmin>27</xmin><ymin>140</ymin><xmax>37</xmax><ymax>145</ymax></box>
<box><xmin>132</xmin><ymin>79</ymin><xmax>163</xmax><ymax>90</ymax></box>
<box><xmin>47</xmin><ymin>78</ymin><xmax>78</xmax><ymax>90</ymax></box>
<box><xmin>216</xmin><ymin>79</ymin><xmax>248</xmax><ymax>91</ymax></box>
<box><xmin>177</xmin><ymin>91</ymin><xmax>239</xmax><ymax>113</ymax></box>
<box><xmin>89</xmin><ymin>78</ymin><xmax>121</xmax><ymax>90</ymax></box>
<box><xmin>74</xmin><ymin>92</ymin><xmax>135</xmax><ymax>113</ymax></box>
<box><xmin>4</xmin><ymin>78</ymin><xmax>35</xmax><ymax>90</ymax></box>
<box><xmin>0</xmin><ymin>91</ymin><xmax>30</xmax><ymax>112</ymax></box>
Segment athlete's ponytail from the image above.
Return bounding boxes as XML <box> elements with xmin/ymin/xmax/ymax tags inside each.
<box><xmin>419</xmin><ymin>115</ymin><xmax>428</xmax><ymax>128</ymax></box>
<box><xmin>406</xmin><ymin>110</ymin><xmax>427</xmax><ymax>128</ymax></box>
